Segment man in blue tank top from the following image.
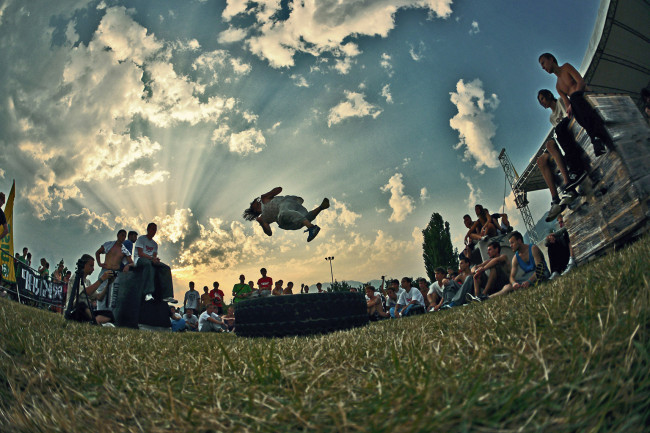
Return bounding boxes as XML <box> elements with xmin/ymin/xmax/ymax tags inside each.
<box><xmin>490</xmin><ymin>231</ymin><xmax>550</xmax><ymax>298</ymax></box>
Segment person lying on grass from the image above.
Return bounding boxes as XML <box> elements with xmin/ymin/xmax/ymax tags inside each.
<box><xmin>243</xmin><ymin>187</ymin><xmax>329</xmax><ymax>242</ymax></box>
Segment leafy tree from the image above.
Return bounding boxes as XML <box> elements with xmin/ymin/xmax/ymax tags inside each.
<box><xmin>327</xmin><ymin>280</ymin><xmax>363</xmax><ymax>293</ymax></box>
<box><xmin>422</xmin><ymin>212</ymin><xmax>458</xmax><ymax>283</ymax></box>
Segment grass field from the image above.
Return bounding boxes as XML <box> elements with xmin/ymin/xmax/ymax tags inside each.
<box><xmin>1</xmin><ymin>236</ymin><xmax>649</xmax><ymax>432</ymax></box>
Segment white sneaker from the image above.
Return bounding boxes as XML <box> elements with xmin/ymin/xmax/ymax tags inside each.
<box><xmin>144</xmin><ymin>294</ymin><xmax>154</xmax><ymax>302</ymax></box>
<box><xmin>562</xmin><ymin>257</ymin><xmax>577</xmax><ymax>275</ymax></box>
<box><xmin>101</xmin><ymin>322</ymin><xmax>116</xmax><ymax>328</ymax></box>
<box><xmin>549</xmin><ymin>271</ymin><xmax>560</xmax><ymax>280</ymax></box>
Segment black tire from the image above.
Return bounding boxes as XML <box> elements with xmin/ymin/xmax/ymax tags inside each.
<box><xmin>235</xmin><ymin>292</ymin><xmax>369</xmax><ymax>338</ymax></box>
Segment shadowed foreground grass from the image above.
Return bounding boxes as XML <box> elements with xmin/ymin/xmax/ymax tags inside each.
<box><xmin>1</xmin><ymin>237</ymin><xmax>649</xmax><ymax>432</ymax></box>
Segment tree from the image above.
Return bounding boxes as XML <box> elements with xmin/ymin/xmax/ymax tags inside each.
<box><xmin>328</xmin><ymin>280</ymin><xmax>362</xmax><ymax>293</ymax></box>
<box><xmin>422</xmin><ymin>212</ymin><xmax>458</xmax><ymax>283</ymax></box>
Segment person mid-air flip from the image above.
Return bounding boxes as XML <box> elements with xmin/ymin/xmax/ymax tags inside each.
<box><xmin>243</xmin><ymin>187</ymin><xmax>330</xmax><ymax>242</ymax></box>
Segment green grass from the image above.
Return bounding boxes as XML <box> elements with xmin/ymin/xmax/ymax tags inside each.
<box><xmin>1</xmin><ymin>236</ymin><xmax>649</xmax><ymax>432</ymax></box>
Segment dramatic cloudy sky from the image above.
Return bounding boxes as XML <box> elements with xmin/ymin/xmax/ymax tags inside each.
<box><xmin>0</xmin><ymin>0</ymin><xmax>600</xmax><ymax>300</ymax></box>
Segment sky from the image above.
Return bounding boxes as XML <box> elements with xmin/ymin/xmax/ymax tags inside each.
<box><xmin>0</xmin><ymin>0</ymin><xmax>602</xmax><ymax>301</ymax></box>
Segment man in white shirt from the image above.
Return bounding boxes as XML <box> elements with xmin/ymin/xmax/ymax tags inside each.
<box><xmin>199</xmin><ymin>304</ymin><xmax>226</xmax><ymax>332</ymax></box>
<box><xmin>428</xmin><ymin>267</ymin><xmax>460</xmax><ymax>312</ymax></box>
<box><xmin>395</xmin><ymin>277</ymin><xmax>426</xmax><ymax>317</ymax></box>
<box><xmin>134</xmin><ymin>223</ymin><xmax>177</xmax><ymax>304</ymax></box>
<box><xmin>183</xmin><ymin>281</ymin><xmax>200</xmax><ymax>312</ymax></box>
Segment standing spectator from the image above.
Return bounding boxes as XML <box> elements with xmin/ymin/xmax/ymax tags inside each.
<box><xmin>133</xmin><ymin>223</ymin><xmax>176</xmax><ymax>303</ymax></box>
<box><xmin>38</xmin><ymin>258</ymin><xmax>50</xmax><ymax>280</ymax></box>
<box><xmin>395</xmin><ymin>277</ymin><xmax>426</xmax><ymax>317</ymax></box>
<box><xmin>232</xmin><ymin>275</ymin><xmax>252</xmax><ymax>304</ymax></box>
<box><xmin>257</xmin><ymin>268</ymin><xmax>273</xmax><ymax>297</ymax></box>
<box><xmin>316</xmin><ymin>282</ymin><xmax>324</xmax><ymax>293</ymax></box>
<box><xmin>52</xmin><ymin>261</ymin><xmax>65</xmax><ymax>283</ymax></box>
<box><xmin>183</xmin><ymin>308</ymin><xmax>199</xmax><ymax>331</ymax></box>
<box><xmin>26</xmin><ymin>252</ymin><xmax>32</xmax><ymax>267</ymax></box>
<box><xmin>183</xmin><ymin>281</ymin><xmax>200</xmax><ymax>313</ymax></box>
<box><xmin>210</xmin><ymin>282</ymin><xmax>225</xmax><ymax>314</ymax></box>
<box><xmin>199</xmin><ymin>304</ymin><xmax>226</xmax><ymax>332</ymax></box>
<box><xmin>18</xmin><ymin>247</ymin><xmax>29</xmax><ymax>265</ymax></box>
<box><xmin>200</xmin><ymin>286</ymin><xmax>211</xmax><ymax>312</ymax></box>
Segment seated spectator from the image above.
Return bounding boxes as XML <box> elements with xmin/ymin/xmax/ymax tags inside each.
<box><xmin>478</xmin><ymin>208</ymin><xmax>498</xmax><ymax>240</ymax></box>
<box><xmin>133</xmin><ymin>223</ymin><xmax>176</xmax><ymax>304</ymax></box>
<box><xmin>170</xmin><ymin>306</ymin><xmax>186</xmax><ymax>332</ymax></box>
<box><xmin>65</xmin><ymin>254</ymin><xmax>115</xmax><ymax>326</ymax></box>
<box><xmin>183</xmin><ymin>308</ymin><xmax>199</xmax><ymax>331</ymax></box>
<box><xmin>395</xmin><ymin>277</ymin><xmax>426</xmax><ymax>317</ymax></box>
<box><xmin>455</xmin><ymin>257</ymin><xmax>472</xmax><ymax>285</ymax></box>
<box><xmin>545</xmin><ymin>226</ymin><xmax>574</xmax><ymax>278</ymax></box>
<box><xmin>272</xmin><ymin>280</ymin><xmax>283</xmax><ymax>296</ymax></box>
<box><xmin>491</xmin><ymin>231</ymin><xmax>550</xmax><ymax>298</ymax></box>
<box><xmin>384</xmin><ymin>280</ymin><xmax>404</xmax><ymax>318</ymax></box>
<box><xmin>428</xmin><ymin>267</ymin><xmax>460</xmax><ymax>311</ymax></box>
<box><xmin>491</xmin><ymin>212</ymin><xmax>513</xmax><ymax>233</ymax></box>
<box><xmin>283</xmin><ymin>281</ymin><xmax>294</xmax><ymax>295</ymax></box>
<box><xmin>365</xmin><ymin>285</ymin><xmax>388</xmax><ymax>320</ymax></box>
<box><xmin>470</xmin><ymin>241</ymin><xmax>510</xmax><ymax>299</ymax></box>
<box><xmin>232</xmin><ymin>274</ymin><xmax>252</xmax><ymax>303</ymax></box>
<box><xmin>222</xmin><ymin>306</ymin><xmax>236</xmax><ymax>332</ymax></box>
<box><xmin>316</xmin><ymin>282</ymin><xmax>324</xmax><ymax>293</ymax></box>
<box><xmin>463</xmin><ymin>213</ymin><xmax>482</xmax><ymax>244</ymax></box>
<box><xmin>199</xmin><ymin>304</ymin><xmax>226</xmax><ymax>332</ymax></box>
<box><xmin>446</xmin><ymin>267</ymin><xmax>458</xmax><ymax>280</ymax></box>
<box><xmin>123</xmin><ymin>231</ymin><xmax>138</xmax><ymax>256</ymax></box>
<box><xmin>416</xmin><ymin>278</ymin><xmax>431</xmax><ymax>310</ymax></box>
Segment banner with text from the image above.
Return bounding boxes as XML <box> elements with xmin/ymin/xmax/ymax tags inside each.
<box><xmin>16</xmin><ymin>265</ymin><xmax>65</xmax><ymax>305</ymax></box>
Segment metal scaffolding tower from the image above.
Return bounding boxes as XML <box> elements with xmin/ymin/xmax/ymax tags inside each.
<box><xmin>498</xmin><ymin>148</ymin><xmax>540</xmax><ymax>244</ymax></box>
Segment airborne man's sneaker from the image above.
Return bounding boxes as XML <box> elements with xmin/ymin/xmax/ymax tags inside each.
<box><xmin>306</xmin><ymin>225</ymin><xmax>321</xmax><ymax>242</ymax></box>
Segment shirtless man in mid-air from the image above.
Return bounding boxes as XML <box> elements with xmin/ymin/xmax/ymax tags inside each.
<box><xmin>243</xmin><ymin>187</ymin><xmax>330</xmax><ymax>242</ymax></box>
<box><xmin>539</xmin><ymin>52</ymin><xmax>612</xmax><ymax>157</ymax></box>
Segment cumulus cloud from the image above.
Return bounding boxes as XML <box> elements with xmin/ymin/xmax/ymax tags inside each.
<box><xmin>222</xmin><ymin>0</ymin><xmax>453</xmax><ymax>68</ymax></box>
<box><xmin>226</xmin><ymin>128</ymin><xmax>266</xmax><ymax>155</ymax></box>
<box><xmin>218</xmin><ymin>26</ymin><xmax>248</xmax><ymax>44</ymax></box>
<box><xmin>469</xmin><ymin>20</ymin><xmax>480</xmax><ymax>35</ymax></box>
<box><xmin>328</xmin><ymin>91</ymin><xmax>382</xmax><ymax>127</ymax></box>
<box><xmin>460</xmin><ymin>173</ymin><xmax>482</xmax><ymax>206</ymax></box>
<box><xmin>408</xmin><ymin>41</ymin><xmax>426</xmax><ymax>61</ymax></box>
<box><xmin>380</xmin><ymin>172</ymin><xmax>415</xmax><ymax>222</ymax></box>
<box><xmin>420</xmin><ymin>187</ymin><xmax>429</xmax><ymax>202</ymax></box>
<box><xmin>290</xmin><ymin>74</ymin><xmax>310</xmax><ymax>87</ymax></box>
<box><xmin>449</xmin><ymin>78</ymin><xmax>500</xmax><ymax>170</ymax></box>
<box><xmin>382</xmin><ymin>84</ymin><xmax>393</xmax><ymax>104</ymax></box>
<box><xmin>1</xmin><ymin>5</ymin><xmax>259</xmax><ymax>217</ymax></box>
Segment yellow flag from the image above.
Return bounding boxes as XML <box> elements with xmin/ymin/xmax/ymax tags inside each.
<box><xmin>0</xmin><ymin>180</ymin><xmax>16</xmax><ymax>284</ymax></box>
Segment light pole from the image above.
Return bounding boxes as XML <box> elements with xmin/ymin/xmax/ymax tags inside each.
<box><xmin>325</xmin><ymin>256</ymin><xmax>334</xmax><ymax>289</ymax></box>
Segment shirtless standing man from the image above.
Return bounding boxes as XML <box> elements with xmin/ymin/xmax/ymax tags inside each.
<box><xmin>490</xmin><ymin>232</ymin><xmax>550</xmax><ymax>298</ymax></box>
<box><xmin>539</xmin><ymin>53</ymin><xmax>613</xmax><ymax>157</ymax></box>
<box><xmin>95</xmin><ymin>229</ymin><xmax>134</xmax><ymax>315</ymax></box>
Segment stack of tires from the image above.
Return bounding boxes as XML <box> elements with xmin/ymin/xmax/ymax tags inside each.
<box><xmin>235</xmin><ymin>292</ymin><xmax>369</xmax><ymax>338</ymax></box>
